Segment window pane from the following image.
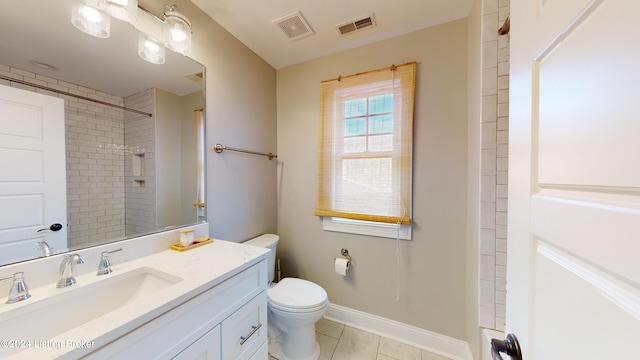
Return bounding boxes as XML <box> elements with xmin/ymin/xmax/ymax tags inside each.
<box><xmin>368</xmin><ymin>94</ymin><xmax>393</xmax><ymax>114</ymax></box>
<box><xmin>344</xmin><ymin>98</ymin><xmax>367</xmax><ymax>117</ymax></box>
<box><xmin>368</xmin><ymin>134</ymin><xmax>393</xmax><ymax>152</ymax></box>
<box><xmin>369</xmin><ymin>114</ymin><xmax>393</xmax><ymax>134</ymax></box>
<box><xmin>341</xmin><ymin>158</ymin><xmax>393</xmax><ymax>216</ymax></box>
<box><xmin>344</xmin><ymin>118</ymin><xmax>366</xmax><ymax>136</ymax></box>
<box><xmin>344</xmin><ymin>136</ymin><xmax>367</xmax><ymax>153</ymax></box>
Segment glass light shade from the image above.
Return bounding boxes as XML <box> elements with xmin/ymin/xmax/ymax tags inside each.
<box><xmin>99</xmin><ymin>0</ymin><xmax>137</xmax><ymax>24</ymax></box>
<box><xmin>164</xmin><ymin>7</ymin><xmax>192</xmax><ymax>56</ymax></box>
<box><xmin>138</xmin><ymin>33</ymin><xmax>166</xmax><ymax>64</ymax></box>
<box><xmin>71</xmin><ymin>0</ymin><xmax>111</xmax><ymax>38</ymax></box>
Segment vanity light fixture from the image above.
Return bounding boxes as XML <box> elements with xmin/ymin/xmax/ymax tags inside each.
<box><xmin>163</xmin><ymin>5</ymin><xmax>192</xmax><ymax>56</ymax></box>
<box><xmin>138</xmin><ymin>33</ymin><xmax>166</xmax><ymax>64</ymax></box>
<box><xmin>71</xmin><ymin>0</ymin><xmax>111</xmax><ymax>38</ymax></box>
<box><xmin>71</xmin><ymin>1</ymin><xmax>192</xmax><ymax>63</ymax></box>
<box><xmin>99</xmin><ymin>0</ymin><xmax>137</xmax><ymax>24</ymax></box>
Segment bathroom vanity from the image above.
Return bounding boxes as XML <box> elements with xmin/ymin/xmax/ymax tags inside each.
<box><xmin>0</xmin><ymin>231</ymin><xmax>270</xmax><ymax>360</ymax></box>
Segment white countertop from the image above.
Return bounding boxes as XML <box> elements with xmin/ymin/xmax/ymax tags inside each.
<box><xmin>0</xmin><ymin>239</ymin><xmax>269</xmax><ymax>359</ymax></box>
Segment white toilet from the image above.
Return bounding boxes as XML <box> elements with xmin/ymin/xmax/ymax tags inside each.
<box><xmin>244</xmin><ymin>234</ymin><xmax>329</xmax><ymax>360</ymax></box>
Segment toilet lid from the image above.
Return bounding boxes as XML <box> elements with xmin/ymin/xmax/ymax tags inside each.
<box><xmin>268</xmin><ymin>278</ymin><xmax>328</xmax><ymax>309</ymax></box>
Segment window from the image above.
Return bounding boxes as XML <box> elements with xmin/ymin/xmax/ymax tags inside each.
<box><xmin>315</xmin><ymin>62</ymin><xmax>416</xmax><ymax>238</ymax></box>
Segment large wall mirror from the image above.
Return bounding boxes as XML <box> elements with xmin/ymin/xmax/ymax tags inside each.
<box><xmin>0</xmin><ymin>0</ymin><xmax>206</xmax><ymax>266</ymax></box>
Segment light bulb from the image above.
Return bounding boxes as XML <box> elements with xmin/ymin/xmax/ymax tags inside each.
<box><xmin>81</xmin><ymin>6</ymin><xmax>103</xmax><ymax>23</ymax></box>
<box><xmin>170</xmin><ymin>28</ymin><xmax>187</xmax><ymax>42</ymax></box>
<box><xmin>145</xmin><ymin>40</ymin><xmax>160</xmax><ymax>53</ymax></box>
<box><xmin>138</xmin><ymin>32</ymin><xmax>165</xmax><ymax>64</ymax></box>
<box><xmin>99</xmin><ymin>0</ymin><xmax>137</xmax><ymax>23</ymax></box>
<box><xmin>163</xmin><ymin>6</ymin><xmax>192</xmax><ymax>56</ymax></box>
<box><xmin>71</xmin><ymin>0</ymin><xmax>111</xmax><ymax>38</ymax></box>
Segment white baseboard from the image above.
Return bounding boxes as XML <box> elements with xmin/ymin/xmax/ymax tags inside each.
<box><xmin>324</xmin><ymin>303</ymin><xmax>473</xmax><ymax>360</ymax></box>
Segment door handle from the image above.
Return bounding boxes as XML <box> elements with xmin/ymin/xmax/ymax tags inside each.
<box><xmin>491</xmin><ymin>333</ymin><xmax>522</xmax><ymax>360</ymax></box>
<box><xmin>37</xmin><ymin>223</ymin><xmax>63</xmax><ymax>232</ymax></box>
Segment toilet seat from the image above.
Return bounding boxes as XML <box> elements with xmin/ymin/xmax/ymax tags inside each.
<box><xmin>268</xmin><ymin>278</ymin><xmax>328</xmax><ymax>311</ymax></box>
<box><xmin>269</xmin><ymin>298</ymin><xmax>329</xmax><ymax>314</ymax></box>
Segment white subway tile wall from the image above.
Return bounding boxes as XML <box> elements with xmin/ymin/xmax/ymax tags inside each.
<box><xmin>124</xmin><ymin>89</ymin><xmax>157</xmax><ymax>236</ymax></box>
<box><xmin>479</xmin><ymin>0</ymin><xmax>509</xmax><ymax>331</ymax></box>
<box><xmin>65</xmin><ymin>98</ymin><xmax>126</xmax><ymax>247</ymax></box>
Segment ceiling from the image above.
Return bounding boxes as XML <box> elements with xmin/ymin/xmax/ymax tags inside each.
<box><xmin>0</xmin><ymin>0</ymin><xmax>472</xmax><ymax>97</ymax></box>
<box><xmin>190</xmin><ymin>0</ymin><xmax>474</xmax><ymax>69</ymax></box>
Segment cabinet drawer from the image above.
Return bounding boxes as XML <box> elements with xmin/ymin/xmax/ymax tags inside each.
<box><xmin>221</xmin><ymin>291</ymin><xmax>267</xmax><ymax>360</ymax></box>
<box><xmin>249</xmin><ymin>340</ymin><xmax>268</xmax><ymax>360</ymax></box>
<box><xmin>173</xmin><ymin>325</ymin><xmax>221</xmax><ymax>360</ymax></box>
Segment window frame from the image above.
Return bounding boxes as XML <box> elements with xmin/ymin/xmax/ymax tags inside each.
<box><xmin>322</xmin><ymin>216</ymin><xmax>412</xmax><ymax>240</ymax></box>
<box><xmin>315</xmin><ymin>62</ymin><xmax>416</xmax><ymax>239</ymax></box>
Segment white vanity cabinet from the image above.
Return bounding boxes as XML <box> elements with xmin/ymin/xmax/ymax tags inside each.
<box><xmin>173</xmin><ymin>325</ymin><xmax>221</xmax><ymax>360</ymax></box>
<box><xmin>83</xmin><ymin>259</ymin><xmax>268</xmax><ymax>360</ymax></box>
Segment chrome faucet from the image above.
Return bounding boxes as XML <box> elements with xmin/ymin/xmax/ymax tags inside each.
<box><xmin>0</xmin><ymin>272</ymin><xmax>31</xmax><ymax>304</ymax></box>
<box><xmin>57</xmin><ymin>254</ymin><xmax>84</xmax><ymax>288</ymax></box>
<box><xmin>34</xmin><ymin>241</ymin><xmax>53</xmax><ymax>257</ymax></box>
<box><xmin>96</xmin><ymin>248</ymin><xmax>122</xmax><ymax>276</ymax></box>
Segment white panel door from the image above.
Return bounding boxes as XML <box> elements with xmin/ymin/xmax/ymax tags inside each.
<box><xmin>507</xmin><ymin>0</ymin><xmax>640</xmax><ymax>359</ymax></box>
<box><xmin>0</xmin><ymin>84</ymin><xmax>67</xmax><ymax>265</ymax></box>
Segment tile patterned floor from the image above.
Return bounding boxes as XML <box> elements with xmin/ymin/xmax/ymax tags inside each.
<box><xmin>268</xmin><ymin>318</ymin><xmax>453</xmax><ymax>360</ymax></box>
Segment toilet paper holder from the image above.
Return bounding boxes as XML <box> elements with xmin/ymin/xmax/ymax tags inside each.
<box><xmin>337</xmin><ymin>248</ymin><xmax>352</xmax><ymax>266</ymax></box>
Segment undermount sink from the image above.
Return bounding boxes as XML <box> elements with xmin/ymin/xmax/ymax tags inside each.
<box><xmin>0</xmin><ymin>267</ymin><xmax>182</xmax><ymax>356</ymax></box>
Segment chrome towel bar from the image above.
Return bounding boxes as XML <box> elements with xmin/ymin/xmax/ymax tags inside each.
<box><xmin>213</xmin><ymin>144</ymin><xmax>277</xmax><ymax>160</ymax></box>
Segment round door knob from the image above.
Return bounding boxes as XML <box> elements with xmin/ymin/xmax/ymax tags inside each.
<box><xmin>491</xmin><ymin>333</ymin><xmax>522</xmax><ymax>360</ymax></box>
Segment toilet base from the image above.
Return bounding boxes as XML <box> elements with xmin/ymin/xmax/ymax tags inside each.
<box><xmin>268</xmin><ymin>318</ymin><xmax>321</xmax><ymax>360</ymax></box>
<box><xmin>268</xmin><ymin>341</ymin><xmax>320</xmax><ymax>360</ymax></box>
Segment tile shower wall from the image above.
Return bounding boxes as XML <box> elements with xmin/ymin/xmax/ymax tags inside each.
<box><xmin>0</xmin><ymin>64</ymin><xmax>127</xmax><ymax>249</ymax></box>
<box><xmin>64</xmin><ymin>88</ymin><xmax>127</xmax><ymax>247</ymax></box>
<box><xmin>123</xmin><ymin>89</ymin><xmax>157</xmax><ymax>236</ymax></box>
<box><xmin>479</xmin><ymin>0</ymin><xmax>509</xmax><ymax>331</ymax></box>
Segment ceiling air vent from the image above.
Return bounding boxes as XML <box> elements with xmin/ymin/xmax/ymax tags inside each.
<box><xmin>186</xmin><ymin>72</ymin><xmax>203</xmax><ymax>81</ymax></box>
<box><xmin>273</xmin><ymin>11</ymin><xmax>314</xmax><ymax>41</ymax></box>
<box><xmin>337</xmin><ymin>14</ymin><xmax>376</xmax><ymax>36</ymax></box>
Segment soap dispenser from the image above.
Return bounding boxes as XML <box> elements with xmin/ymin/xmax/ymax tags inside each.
<box><xmin>0</xmin><ymin>272</ymin><xmax>31</xmax><ymax>304</ymax></box>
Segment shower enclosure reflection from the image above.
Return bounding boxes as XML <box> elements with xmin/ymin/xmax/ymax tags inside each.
<box><xmin>64</xmin><ymin>87</ymin><xmax>206</xmax><ymax>249</ymax></box>
<box><xmin>0</xmin><ymin>0</ymin><xmax>206</xmax><ymax>266</ymax></box>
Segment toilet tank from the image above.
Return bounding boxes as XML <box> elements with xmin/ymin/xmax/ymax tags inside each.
<box><xmin>244</xmin><ymin>234</ymin><xmax>279</xmax><ymax>283</ymax></box>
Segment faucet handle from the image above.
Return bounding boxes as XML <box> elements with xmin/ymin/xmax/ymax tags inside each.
<box><xmin>34</xmin><ymin>241</ymin><xmax>53</xmax><ymax>257</ymax></box>
<box><xmin>0</xmin><ymin>272</ymin><xmax>31</xmax><ymax>304</ymax></box>
<box><xmin>59</xmin><ymin>253</ymin><xmax>84</xmax><ymax>276</ymax></box>
<box><xmin>56</xmin><ymin>254</ymin><xmax>84</xmax><ymax>288</ymax></box>
<box><xmin>97</xmin><ymin>248</ymin><xmax>122</xmax><ymax>276</ymax></box>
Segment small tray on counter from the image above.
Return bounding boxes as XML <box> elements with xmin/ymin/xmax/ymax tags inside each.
<box><xmin>170</xmin><ymin>237</ymin><xmax>214</xmax><ymax>252</ymax></box>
